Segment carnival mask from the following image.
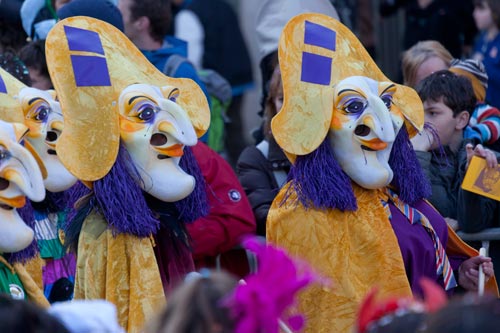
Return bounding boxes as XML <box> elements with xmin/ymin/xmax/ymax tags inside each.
<box><xmin>18</xmin><ymin>88</ymin><xmax>77</xmax><ymax>192</ymax></box>
<box><xmin>45</xmin><ymin>17</ymin><xmax>210</xmax><ymax>196</ymax></box>
<box><xmin>330</xmin><ymin>76</ymin><xmax>405</xmax><ymax>189</ymax></box>
<box><xmin>119</xmin><ymin>84</ymin><xmax>198</xmax><ymax>202</ymax></box>
<box><xmin>272</xmin><ymin>14</ymin><xmax>424</xmax><ymax>186</ymax></box>
<box><xmin>0</xmin><ymin>121</ymin><xmax>45</xmax><ymax>253</ymax></box>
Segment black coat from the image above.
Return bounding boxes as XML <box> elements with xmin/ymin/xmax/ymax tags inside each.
<box><xmin>236</xmin><ymin>138</ymin><xmax>290</xmax><ymax>236</ymax></box>
<box><xmin>380</xmin><ymin>0</ymin><xmax>477</xmax><ymax>57</ymax></box>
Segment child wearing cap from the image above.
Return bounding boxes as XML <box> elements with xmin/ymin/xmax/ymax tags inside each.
<box><xmin>449</xmin><ymin>58</ymin><xmax>500</xmax><ymax>151</ymax></box>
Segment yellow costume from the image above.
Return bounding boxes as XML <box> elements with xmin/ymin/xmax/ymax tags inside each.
<box><xmin>268</xmin><ymin>184</ymin><xmax>411</xmax><ymax>333</ymax></box>
<box><xmin>267</xmin><ymin>13</ymin><xmax>498</xmax><ymax>333</ymax></box>
<box><xmin>45</xmin><ymin>17</ymin><xmax>210</xmax><ymax>332</ymax></box>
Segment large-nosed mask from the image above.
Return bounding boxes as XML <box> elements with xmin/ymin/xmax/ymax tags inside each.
<box><xmin>45</xmin><ymin>17</ymin><xmax>210</xmax><ymax>201</ymax></box>
<box><xmin>18</xmin><ymin>88</ymin><xmax>77</xmax><ymax>192</ymax></box>
<box><xmin>0</xmin><ymin>121</ymin><xmax>45</xmax><ymax>253</ymax></box>
<box><xmin>271</xmin><ymin>13</ymin><xmax>424</xmax><ymax>190</ymax></box>
<box><xmin>0</xmin><ymin>67</ymin><xmax>77</xmax><ymax>193</ymax></box>
<box><xmin>330</xmin><ymin>76</ymin><xmax>405</xmax><ymax>188</ymax></box>
<box><xmin>119</xmin><ymin>84</ymin><xmax>197</xmax><ymax>201</ymax></box>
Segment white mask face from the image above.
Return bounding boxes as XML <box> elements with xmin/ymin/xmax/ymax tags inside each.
<box><xmin>118</xmin><ymin>84</ymin><xmax>198</xmax><ymax>202</ymax></box>
<box><xmin>18</xmin><ymin>88</ymin><xmax>77</xmax><ymax>192</ymax></box>
<box><xmin>329</xmin><ymin>76</ymin><xmax>405</xmax><ymax>189</ymax></box>
<box><xmin>0</xmin><ymin>121</ymin><xmax>45</xmax><ymax>253</ymax></box>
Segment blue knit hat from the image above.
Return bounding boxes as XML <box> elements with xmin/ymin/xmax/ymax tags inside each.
<box><xmin>57</xmin><ymin>0</ymin><xmax>124</xmax><ymax>32</ymax></box>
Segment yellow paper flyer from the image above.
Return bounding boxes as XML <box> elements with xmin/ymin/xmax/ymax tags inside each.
<box><xmin>462</xmin><ymin>155</ymin><xmax>500</xmax><ymax>201</ymax></box>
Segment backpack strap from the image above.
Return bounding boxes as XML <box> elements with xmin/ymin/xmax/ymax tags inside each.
<box><xmin>162</xmin><ymin>54</ymin><xmax>190</xmax><ymax>77</ymax></box>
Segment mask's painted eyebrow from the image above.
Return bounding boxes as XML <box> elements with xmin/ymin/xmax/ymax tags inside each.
<box><xmin>337</xmin><ymin>87</ymin><xmax>367</xmax><ymax>101</ymax></box>
<box><xmin>380</xmin><ymin>84</ymin><xmax>396</xmax><ymax>96</ymax></box>
<box><xmin>337</xmin><ymin>88</ymin><xmax>360</xmax><ymax>96</ymax></box>
<box><xmin>167</xmin><ymin>88</ymin><xmax>180</xmax><ymax>101</ymax></box>
<box><xmin>28</xmin><ymin>97</ymin><xmax>42</xmax><ymax>105</ymax></box>
<box><xmin>128</xmin><ymin>95</ymin><xmax>154</xmax><ymax>105</ymax></box>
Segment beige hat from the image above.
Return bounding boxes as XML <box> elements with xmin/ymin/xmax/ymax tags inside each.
<box><xmin>272</xmin><ymin>13</ymin><xmax>424</xmax><ymax>162</ymax></box>
<box><xmin>45</xmin><ymin>16</ymin><xmax>210</xmax><ymax>182</ymax></box>
<box><xmin>256</xmin><ymin>0</ymin><xmax>339</xmax><ymax>62</ymax></box>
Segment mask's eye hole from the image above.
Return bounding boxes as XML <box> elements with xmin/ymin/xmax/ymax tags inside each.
<box><xmin>137</xmin><ymin>104</ymin><xmax>156</xmax><ymax>122</ymax></box>
<box><xmin>0</xmin><ymin>146</ymin><xmax>8</xmax><ymax>160</ymax></box>
<box><xmin>343</xmin><ymin>98</ymin><xmax>367</xmax><ymax>114</ymax></box>
<box><xmin>27</xmin><ymin>100</ymin><xmax>51</xmax><ymax>122</ymax></box>
<box><xmin>381</xmin><ymin>94</ymin><xmax>393</xmax><ymax>109</ymax></box>
<box><xmin>35</xmin><ymin>105</ymin><xmax>50</xmax><ymax>121</ymax></box>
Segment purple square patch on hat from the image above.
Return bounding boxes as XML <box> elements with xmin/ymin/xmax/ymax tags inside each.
<box><xmin>304</xmin><ymin>21</ymin><xmax>336</xmax><ymax>51</ymax></box>
<box><xmin>301</xmin><ymin>52</ymin><xmax>331</xmax><ymax>85</ymax></box>
<box><xmin>70</xmin><ymin>55</ymin><xmax>111</xmax><ymax>87</ymax></box>
<box><xmin>0</xmin><ymin>76</ymin><xmax>6</xmax><ymax>94</ymax></box>
<box><xmin>64</xmin><ymin>25</ymin><xmax>105</xmax><ymax>55</ymax></box>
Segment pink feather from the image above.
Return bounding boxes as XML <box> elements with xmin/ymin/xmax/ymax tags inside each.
<box><xmin>225</xmin><ymin>236</ymin><xmax>322</xmax><ymax>333</ymax></box>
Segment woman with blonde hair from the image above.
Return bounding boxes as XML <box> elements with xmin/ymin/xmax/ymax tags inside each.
<box><xmin>402</xmin><ymin>40</ymin><xmax>453</xmax><ymax>87</ymax></box>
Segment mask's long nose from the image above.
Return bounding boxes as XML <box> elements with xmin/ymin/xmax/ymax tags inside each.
<box><xmin>156</xmin><ymin>99</ymin><xmax>197</xmax><ymax>146</ymax></box>
<box><xmin>4</xmin><ymin>140</ymin><xmax>45</xmax><ymax>202</ymax></box>
<box><xmin>355</xmin><ymin>94</ymin><xmax>396</xmax><ymax>150</ymax></box>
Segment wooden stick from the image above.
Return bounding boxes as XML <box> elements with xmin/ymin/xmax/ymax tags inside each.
<box><xmin>478</xmin><ymin>247</ymin><xmax>486</xmax><ymax>297</ymax></box>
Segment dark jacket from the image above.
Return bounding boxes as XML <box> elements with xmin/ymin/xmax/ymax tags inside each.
<box><xmin>416</xmin><ymin>139</ymin><xmax>500</xmax><ymax>230</ymax></box>
<box><xmin>187</xmin><ymin>0</ymin><xmax>253</xmax><ymax>94</ymax></box>
<box><xmin>380</xmin><ymin>0</ymin><xmax>476</xmax><ymax>58</ymax></box>
<box><xmin>236</xmin><ymin>138</ymin><xmax>290</xmax><ymax>236</ymax></box>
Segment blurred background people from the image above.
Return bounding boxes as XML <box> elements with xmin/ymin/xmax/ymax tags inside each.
<box><xmin>237</xmin><ymin>60</ymin><xmax>290</xmax><ymax>237</ymax></box>
<box><xmin>171</xmin><ymin>0</ymin><xmax>254</xmax><ymax>168</ymax></box>
<box><xmin>472</xmin><ymin>0</ymin><xmax>500</xmax><ymax>108</ymax></box>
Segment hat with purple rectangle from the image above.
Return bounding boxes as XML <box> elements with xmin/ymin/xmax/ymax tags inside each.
<box><xmin>272</xmin><ymin>13</ymin><xmax>425</xmax><ymax>161</ymax></box>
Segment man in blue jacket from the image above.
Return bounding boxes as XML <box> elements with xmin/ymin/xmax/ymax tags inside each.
<box><xmin>118</xmin><ymin>0</ymin><xmax>210</xmax><ymax>101</ymax></box>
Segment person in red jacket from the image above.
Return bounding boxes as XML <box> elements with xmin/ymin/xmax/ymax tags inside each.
<box><xmin>188</xmin><ymin>142</ymin><xmax>256</xmax><ymax>277</ymax></box>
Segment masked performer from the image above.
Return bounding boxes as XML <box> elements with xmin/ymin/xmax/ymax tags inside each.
<box><xmin>0</xmin><ymin>108</ymin><xmax>47</xmax><ymax>305</ymax></box>
<box><xmin>0</xmin><ymin>67</ymin><xmax>79</xmax><ymax>303</ymax></box>
<box><xmin>45</xmin><ymin>17</ymin><xmax>210</xmax><ymax>332</ymax></box>
<box><xmin>267</xmin><ymin>13</ymin><xmax>498</xmax><ymax>333</ymax></box>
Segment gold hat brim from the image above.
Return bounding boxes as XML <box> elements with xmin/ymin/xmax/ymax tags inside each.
<box><xmin>0</xmin><ymin>69</ymin><xmax>47</xmax><ymax>178</ymax></box>
<box><xmin>0</xmin><ymin>67</ymin><xmax>27</xmax><ymax>123</ymax></box>
<box><xmin>46</xmin><ymin>16</ymin><xmax>210</xmax><ymax>181</ymax></box>
<box><xmin>272</xmin><ymin>13</ymin><xmax>423</xmax><ymax>160</ymax></box>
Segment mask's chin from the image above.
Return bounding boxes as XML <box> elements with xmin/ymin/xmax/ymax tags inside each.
<box><xmin>137</xmin><ymin>158</ymin><xmax>196</xmax><ymax>202</ymax></box>
<box><xmin>43</xmin><ymin>160</ymin><xmax>78</xmax><ymax>193</ymax></box>
<box><xmin>0</xmin><ymin>208</ymin><xmax>34</xmax><ymax>253</ymax></box>
<box><xmin>338</xmin><ymin>147</ymin><xmax>394</xmax><ymax>190</ymax></box>
<box><xmin>349</xmin><ymin>166</ymin><xmax>393</xmax><ymax>189</ymax></box>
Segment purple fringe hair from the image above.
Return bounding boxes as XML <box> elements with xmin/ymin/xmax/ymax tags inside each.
<box><xmin>283</xmin><ymin>139</ymin><xmax>357</xmax><ymax>211</ymax></box>
<box><xmin>176</xmin><ymin>146</ymin><xmax>209</xmax><ymax>222</ymax></box>
<box><xmin>388</xmin><ymin>126</ymin><xmax>432</xmax><ymax>205</ymax></box>
<box><xmin>11</xmin><ymin>182</ymin><xmax>92</xmax><ymax>263</ymax></box>
<box><xmin>283</xmin><ymin>126</ymin><xmax>432</xmax><ymax>211</ymax></box>
<box><xmin>61</xmin><ymin>182</ymin><xmax>92</xmax><ymax>231</ymax></box>
<box><xmin>10</xmin><ymin>200</ymin><xmax>38</xmax><ymax>263</ymax></box>
<box><xmin>424</xmin><ymin>122</ymin><xmax>451</xmax><ymax>169</ymax></box>
<box><xmin>91</xmin><ymin>145</ymin><xmax>160</xmax><ymax>237</ymax></box>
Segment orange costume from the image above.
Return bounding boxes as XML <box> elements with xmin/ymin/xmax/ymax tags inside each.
<box><xmin>45</xmin><ymin>17</ymin><xmax>210</xmax><ymax>332</ymax></box>
<box><xmin>267</xmin><ymin>13</ymin><xmax>498</xmax><ymax>333</ymax></box>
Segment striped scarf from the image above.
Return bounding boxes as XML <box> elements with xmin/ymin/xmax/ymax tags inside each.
<box><xmin>381</xmin><ymin>188</ymin><xmax>457</xmax><ymax>290</ymax></box>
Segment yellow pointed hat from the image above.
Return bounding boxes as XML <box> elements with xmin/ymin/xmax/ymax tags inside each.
<box><xmin>45</xmin><ymin>16</ymin><xmax>210</xmax><ymax>182</ymax></box>
<box><xmin>0</xmin><ymin>68</ymin><xmax>48</xmax><ymax>179</ymax></box>
<box><xmin>0</xmin><ymin>67</ymin><xmax>27</xmax><ymax>123</ymax></box>
<box><xmin>272</xmin><ymin>13</ymin><xmax>424</xmax><ymax>160</ymax></box>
